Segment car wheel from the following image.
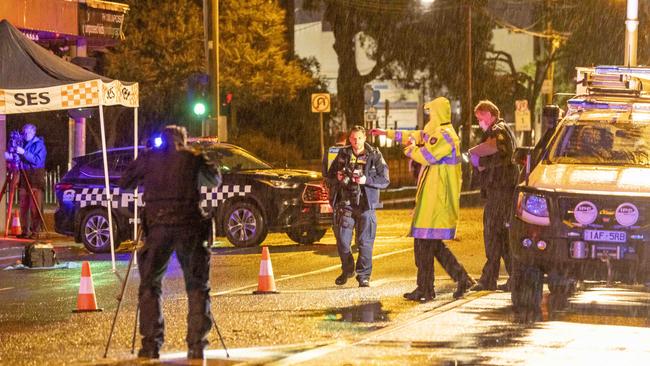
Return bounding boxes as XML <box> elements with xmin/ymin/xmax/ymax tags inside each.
<box><xmin>223</xmin><ymin>202</ymin><xmax>267</xmax><ymax>247</ymax></box>
<box><xmin>81</xmin><ymin>209</ymin><xmax>120</xmax><ymax>253</ymax></box>
<box><xmin>287</xmin><ymin>228</ymin><xmax>327</xmax><ymax>245</ymax></box>
<box><xmin>511</xmin><ymin>260</ymin><xmax>543</xmax><ymax>322</ymax></box>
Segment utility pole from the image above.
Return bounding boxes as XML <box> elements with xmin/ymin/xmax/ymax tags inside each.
<box><xmin>463</xmin><ymin>1</ymin><xmax>472</xmax><ymax>152</ymax></box>
<box><xmin>207</xmin><ymin>0</ymin><xmax>223</xmax><ymax>139</ymax></box>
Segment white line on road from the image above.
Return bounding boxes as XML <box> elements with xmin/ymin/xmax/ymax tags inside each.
<box><xmin>0</xmin><ymin>287</ymin><xmax>14</xmax><ymax>292</ymax></box>
<box><xmin>210</xmin><ymin>247</ymin><xmax>413</xmax><ymax>296</ymax></box>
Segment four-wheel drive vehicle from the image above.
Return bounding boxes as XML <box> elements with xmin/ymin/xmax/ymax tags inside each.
<box><xmin>510</xmin><ymin>66</ymin><xmax>650</xmax><ymax>309</ymax></box>
<box><xmin>54</xmin><ymin>138</ymin><xmax>332</xmax><ymax>252</ymax></box>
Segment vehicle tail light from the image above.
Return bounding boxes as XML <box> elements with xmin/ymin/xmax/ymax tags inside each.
<box><xmin>54</xmin><ymin>182</ymin><xmax>74</xmax><ymax>191</ymax></box>
<box><xmin>302</xmin><ymin>183</ymin><xmax>329</xmax><ymax>203</ymax></box>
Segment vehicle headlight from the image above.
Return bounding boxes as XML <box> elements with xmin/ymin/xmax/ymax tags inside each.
<box><xmin>516</xmin><ymin>192</ymin><xmax>550</xmax><ymax>226</ymax></box>
<box><xmin>259</xmin><ymin>179</ymin><xmax>299</xmax><ymax>189</ymax></box>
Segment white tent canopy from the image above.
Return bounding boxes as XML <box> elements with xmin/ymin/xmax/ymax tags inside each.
<box><xmin>0</xmin><ymin>19</ymin><xmax>139</xmax><ymax>270</ymax></box>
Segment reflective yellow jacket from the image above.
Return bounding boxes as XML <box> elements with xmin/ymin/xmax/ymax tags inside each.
<box><xmin>385</xmin><ymin>97</ymin><xmax>461</xmax><ymax>239</ymax></box>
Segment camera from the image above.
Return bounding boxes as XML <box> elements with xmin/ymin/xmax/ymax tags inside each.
<box><xmin>6</xmin><ymin>130</ymin><xmax>23</xmax><ymax>171</ymax></box>
<box><xmin>339</xmin><ymin>164</ymin><xmax>364</xmax><ymax>206</ymax></box>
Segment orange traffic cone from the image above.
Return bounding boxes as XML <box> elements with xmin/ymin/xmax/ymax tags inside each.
<box><xmin>9</xmin><ymin>210</ymin><xmax>21</xmax><ymax>236</ymax></box>
<box><xmin>73</xmin><ymin>261</ymin><xmax>103</xmax><ymax>312</ymax></box>
<box><xmin>253</xmin><ymin>246</ymin><xmax>278</xmax><ymax>294</ymax></box>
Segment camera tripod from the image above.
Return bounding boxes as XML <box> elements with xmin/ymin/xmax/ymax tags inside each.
<box><xmin>0</xmin><ymin>166</ymin><xmax>48</xmax><ymax>238</ymax></box>
<box><xmin>104</xmin><ymin>225</ymin><xmax>230</xmax><ymax>359</ymax></box>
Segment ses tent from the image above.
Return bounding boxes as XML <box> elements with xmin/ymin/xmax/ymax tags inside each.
<box><xmin>0</xmin><ymin>19</ymin><xmax>139</xmax><ymax>269</ymax></box>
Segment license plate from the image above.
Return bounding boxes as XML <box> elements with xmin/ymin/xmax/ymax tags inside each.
<box><xmin>583</xmin><ymin>230</ymin><xmax>626</xmax><ymax>243</ymax></box>
<box><xmin>320</xmin><ymin>204</ymin><xmax>333</xmax><ymax>213</ymax></box>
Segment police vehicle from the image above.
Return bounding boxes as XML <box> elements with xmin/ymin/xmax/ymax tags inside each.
<box><xmin>54</xmin><ymin>138</ymin><xmax>332</xmax><ymax>252</ymax></box>
<box><xmin>510</xmin><ymin>66</ymin><xmax>650</xmax><ymax>308</ymax></box>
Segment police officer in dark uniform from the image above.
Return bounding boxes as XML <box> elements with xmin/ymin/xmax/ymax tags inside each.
<box><xmin>119</xmin><ymin>125</ymin><xmax>221</xmax><ymax>360</ymax></box>
<box><xmin>326</xmin><ymin>125</ymin><xmax>389</xmax><ymax>287</ymax></box>
<box><xmin>470</xmin><ymin>101</ymin><xmax>519</xmax><ymax>292</ymax></box>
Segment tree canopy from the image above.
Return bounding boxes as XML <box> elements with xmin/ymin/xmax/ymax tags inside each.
<box><xmin>104</xmin><ymin>0</ymin><xmax>313</xmax><ymax>134</ymax></box>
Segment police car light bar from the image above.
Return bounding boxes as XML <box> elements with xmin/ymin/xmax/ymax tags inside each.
<box><xmin>578</xmin><ymin>65</ymin><xmax>650</xmax><ymax>97</ymax></box>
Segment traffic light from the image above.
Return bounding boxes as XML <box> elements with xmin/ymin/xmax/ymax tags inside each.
<box><xmin>220</xmin><ymin>89</ymin><xmax>233</xmax><ymax>116</ymax></box>
<box><xmin>187</xmin><ymin>73</ymin><xmax>210</xmax><ymax>118</ymax></box>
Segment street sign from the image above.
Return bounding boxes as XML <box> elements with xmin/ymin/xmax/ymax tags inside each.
<box><xmin>515</xmin><ymin>99</ymin><xmax>531</xmax><ymax>132</ymax></box>
<box><xmin>311</xmin><ymin>93</ymin><xmax>331</xmax><ymax>113</ymax></box>
<box><xmin>365</xmin><ymin>106</ymin><xmax>377</xmax><ymax>122</ymax></box>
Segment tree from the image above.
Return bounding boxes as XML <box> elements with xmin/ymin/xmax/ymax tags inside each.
<box><xmin>104</xmin><ymin>0</ymin><xmax>204</xmax><ymax>133</ymax></box>
<box><xmin>303</xmin><ymin>0</ymin><xmax>418</xmax><ymax>127</ymax></box>
<box><xmin>220</xmin><ymin>0</ymin><xmax>313</xmax><ymax>106</ymax></box>
<box><xmin>104</xmin><ymin>0</ymin><xmax>313</xmax><ymax>136</ymax></box>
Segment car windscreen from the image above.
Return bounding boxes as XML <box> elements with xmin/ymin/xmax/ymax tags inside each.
<box><xmin>548</xmin><ymin>112</ymin><xmax>650</xmax><ymax>166</ymax></box>
<box><xmin>202</xmin><ymin>146</ymin><xmax>272</xmax><ymax>173</ymax></box>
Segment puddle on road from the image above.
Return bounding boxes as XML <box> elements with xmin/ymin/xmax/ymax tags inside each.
<box><xmin>326</xmin><ymin>302</ymin><xmax>390</xmax><ymax>323</ymax></box>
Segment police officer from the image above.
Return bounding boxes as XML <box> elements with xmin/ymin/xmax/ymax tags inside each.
<box><xmin>119</xmin><ymin>125</ymin><xmax>221</xmax><ymax>360</ymax></box>
<box><xmin>372</xmin><ymin>97</ymin><xmax>473</xmax><ymax>302</ymax></box>
<box><xmin>470</xmin><ymin>100</ymin><xmax>519</xmax><ymax>292</ymax></box>
<box><xmin>327</xmin><ymin>125</ymin><xmax>389</xmax><ymax>287</ymax></box>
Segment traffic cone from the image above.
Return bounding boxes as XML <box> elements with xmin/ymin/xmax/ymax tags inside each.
<box><xmin>73</xmin><ymin>261</ymin><xmax>103</xmax><ymax>312</ymax></box>
<box><xmin>253</xmin><ymin>246</ymin><xmax>278</xmax><ymax>294</ymax></box>
<box><xmin>9</xmin><ymin>210</ymin><xmax>21</xmax><ymax>236</ymax></box>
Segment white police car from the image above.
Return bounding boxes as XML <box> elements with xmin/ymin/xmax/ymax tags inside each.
<box><xmin>510</xmin><ymin>66</ymin><xmax>650</xmax><ymax>309</ymax></box>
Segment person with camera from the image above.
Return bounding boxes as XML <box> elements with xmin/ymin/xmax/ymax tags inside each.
<box><xmin>119</xmin><ymin>125</ymin><xmax>221</xmax><ymax>360</ymax></box>
<box><xmin>371</xmin><ymin>97</ymin><xmax>474</xmax><ymax>302</ymax></box>
<box><xmin>469</xmin><ymin>100</ymin><xmax>519</xmax><ymax>293</ymax></box>
<box><xmin>326</xmin><ymin>125</ymin><xmax>389</xmax><ymax>287</ymax></box>
<box><xmin>3</xmin><ymin>124</ymin><xmax>47</xmax><ymax>239</ymax></box>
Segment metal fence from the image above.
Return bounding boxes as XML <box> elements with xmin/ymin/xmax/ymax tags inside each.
<box><xmin>10</xmin><ymin>167</ymin><xmax>61</xmax><ymax>206</ymax></box>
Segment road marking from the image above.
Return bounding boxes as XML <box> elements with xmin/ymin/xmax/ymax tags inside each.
<box><xmin>211</xmin><ymin>247</ymin><xmax>413</xmax><ymax>296</ymax></box>
<box><xmin>0</xmin><ymin>287</ymin><xmax>14</xmax><ymax>292</ymax></box>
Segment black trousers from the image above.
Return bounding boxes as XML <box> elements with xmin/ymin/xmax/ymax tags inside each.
<box><xmin>478</xmin><ymin>189</ymin><xmax>514</xmax><ymax>289</ymax></box>
<box><xmin>414</xmin><ymin>239</ymin><xmax>469</xmax><ymax>295</ymax></box>
<box><xmin>137</xmin><ymin>225</ymin><xmax>212</xmax><ymax>351</ymax></box>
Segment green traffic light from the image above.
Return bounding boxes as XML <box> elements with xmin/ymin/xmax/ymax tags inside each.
<box><xmin>193</xmin><ymin>101</ymin><xmax>207</xmax><ymax>116</ymax></box>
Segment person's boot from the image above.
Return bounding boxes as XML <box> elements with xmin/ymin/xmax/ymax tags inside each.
<box><xmin>137</xmin><ymin>348</ymin><xmax>160</xmax><ymax>359</ymax></box>
<box><xmin>454</xmin><ymin>275</ymin><xmax>475</xmax><ymax>299</ymax></box>
<box><xmin>335</xmin><ymin>272</ymin><xmax>354</xmax><ymax>285</ymax></box>
<box><xmin>403</xmin><ymin>288</ymin><xmax>424</xmax><ymax>300</ymax></box>
<box><xmin>187</xmin><ymin>347</ymin><xmax>204</xmax><ymax>359</ymax></box>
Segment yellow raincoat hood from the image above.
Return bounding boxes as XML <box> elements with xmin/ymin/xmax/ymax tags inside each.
<box><xmin>423</xmin><ymin>97</ymin><xmax>451</xmax><ymax>134</ymax></box>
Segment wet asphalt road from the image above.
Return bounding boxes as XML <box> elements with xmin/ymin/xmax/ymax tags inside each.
<box><xmin>1</xmin><ymin>208</ymin><xmax>650</xmax><ymax>365</ymax></box>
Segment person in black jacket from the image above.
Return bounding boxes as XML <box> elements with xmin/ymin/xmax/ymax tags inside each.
<box><xmin>119</xmin><ymin>125</ymin><xmax>221</xmax><ymax>360</ymax></box>
<box><xmin>470</xmin><ymin>101</ymin><xmax>519</xmax><ymax>292</ymax></box>
<box><xmin>3</xmin><ymin>124</ymin><xmax>47</xmax><ymax>239</ymax></box>
<box><xmin>326</xmin><ymin>125</ymin><xmax>390</xmax><ymax>287</ymax></box>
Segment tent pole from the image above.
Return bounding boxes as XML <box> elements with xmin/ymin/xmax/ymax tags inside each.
<box><xmin>99</xmin><ymin>104</ymin><xmax>117</xmax><ymax>271</ymax></box>
<box><xmin>133</xmin><ymin>108</ymin><xmax>139</xmax><ymax>255</ymax></box>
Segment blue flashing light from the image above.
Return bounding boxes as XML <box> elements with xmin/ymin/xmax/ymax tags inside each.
<box><xmin>567</xmin><ymin>100</ymin><xmax>630</xmax><ymax>111</ymax></box>
<box><xmin>595</xmin><ymin>65</ymin><xmax>650</xmax><ymax>75</ymax></box>
<box><xmin>153</xmin><ymin>136</ymin><xmax>164</xmax><ymax>149</ymax></box>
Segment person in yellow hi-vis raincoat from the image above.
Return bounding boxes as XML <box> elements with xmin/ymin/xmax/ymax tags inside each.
<box><xmin>371</xmin><ymin>97</ymin><xmax>474</xmax><ymax>302</ymax></box>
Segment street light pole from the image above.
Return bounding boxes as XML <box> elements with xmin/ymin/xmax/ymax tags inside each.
<box><xmin>210</xmin><ymin>0</ymin><xmax>221</xmax><ymax>136</ymax></box>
